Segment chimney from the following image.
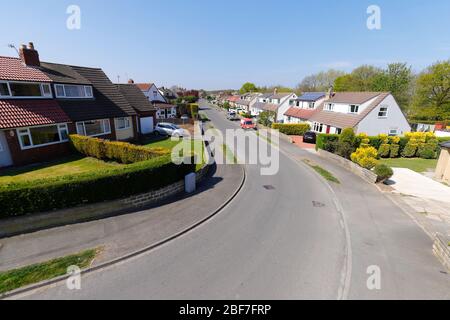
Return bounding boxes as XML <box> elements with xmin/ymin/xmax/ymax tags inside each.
<box><xmin>274</xmin><ymin>88</ymin><xmax>278</xmax><ymax>95</ymax></box>
<box><xmin>19</xmin><ymin>42</ymin><xmax>40</xmax><ymax>67</ymax></box>
<box><xmin>128</xmin><ymin>79</ymin><xmax>135</xmax><ymax>84</ymax></box>
<box><xmin>326</xmin><ymin>86</ymin><xmax>334</xmax><ymax>100</ymax></box>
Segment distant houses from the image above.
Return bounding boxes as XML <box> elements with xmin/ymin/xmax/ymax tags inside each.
<box><xmin>128</xmin><ymin>80</ymin><xmax>178</xmax><ymax>120</ymax></box>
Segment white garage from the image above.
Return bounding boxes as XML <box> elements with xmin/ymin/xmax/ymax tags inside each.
<box><xmin>140</xmin><ymin>117</ymin><xmax>154</xmax><ymax>134</ymax></box>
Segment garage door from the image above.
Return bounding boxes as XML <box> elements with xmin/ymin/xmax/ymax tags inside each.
<box><xmin>140</xmin><ymin>117</ymin><xmax>154</xmax><ymax>134</ymax></box>
<box><xmin>0</xmin><ymin>131</ymin><xmax>13</xmax><ymax>167</ymax></box>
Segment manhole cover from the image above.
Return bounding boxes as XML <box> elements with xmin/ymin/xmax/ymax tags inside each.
<box><xmin>313</xmin><ymin>201</ymin><xmax>325</xmax><ymax>208</ymax></box>
<box><xmin>263</xmin><ymin>185</ymin><xmax>275</xmax><ymax>190</ymax></box>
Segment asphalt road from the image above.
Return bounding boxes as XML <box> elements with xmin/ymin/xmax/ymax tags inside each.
<box><xmin>17</xmin><ymin>100</ymin><xmax>449</xmax><ymax>300</ymax></box>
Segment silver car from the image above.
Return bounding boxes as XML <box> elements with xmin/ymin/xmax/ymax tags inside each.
<box><xmin>155</xmin><ymin>123</ymin><xmax>189</xmax><ymax>137</ymax></box>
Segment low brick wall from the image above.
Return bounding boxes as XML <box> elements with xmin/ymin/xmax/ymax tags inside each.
<box><xmin>433</xmin><ymin>234</ymin><xmax>450</xmax><ymax>272</ymax></box>
<box><xmin>318</xmin><ymin>149</ymin><xmax>378</xmax><ymax>184</ymax></box>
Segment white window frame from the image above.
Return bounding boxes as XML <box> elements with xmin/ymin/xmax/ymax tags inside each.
<box><xmin>0</xmin><ymin>81</ymin><xmax>52</xmax><ymax>99</ymax></box>
<box><xmin>325</xmin><ymin>103</ymin><xmax>334</xmax><ymax>111</ymax></box>
<box><xmin>389</xmin><ymin>128</ymin><xmax>399</xmax><ymax>136</ymax></box>
<box><xmin>16</xmin><ymin>123</ymin><xmax>69</xmax><ymax>150</ymax></box>
<box><xmin>76</xmin><ymin>119</ymin><xmax>111</xmax><ymax>137</ymax></box>
<box><xmin>115</xmin><ymin>117</ymin><xmax>131</xmax><ymax>131</ymax></box>
<box><xmin>55</xmin><ymin>84</ymin><xmax>94</xmax><ymax>99</ymax></box>
<box><xmin>378</xmin><ymin>106</ymin><xmax>388</xmax><ymax>118</ymax></box>
<box><xmin>349</xmin><ymin>104</ymin><xmax>359</xmax><ymax>114</ymax></box>
<box><xmin>313</xmin><ymin>122</ymin><xmax>324</xmax><ymax>133</ymax></box>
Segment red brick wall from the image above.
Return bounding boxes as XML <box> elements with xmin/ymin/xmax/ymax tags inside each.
<box><xmin>4</xmin><ymin>129</ymin><xmax>71</xmax><ymax>166</ymax></box>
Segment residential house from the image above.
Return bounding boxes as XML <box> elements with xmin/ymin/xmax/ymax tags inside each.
<box><xmin>235</xmin><ymin>93</ymin><xmax>261</xmax><ymax>113</ymax></box>
<box><xmin>117</xmin><ymin>84</ymin><xmax>156</xmax><ymax>135</ymax></box>
<box><xmin>0</xmin><ymin>42</ymin><xmax>137</xmax><ymax>168</ymax></box>
<box><xmin>251</xmin><ymin>91</ymin><xmax>297</xmax><ymax>122</ymax></box>
<box><xmin>158</xmin><ymin>86</ymin><xmax>178</xmax><ymax>101</ymax></box>
<box><xmin>227</xmin><ymin>95</ymin><xmax>240</xmax><ymax>108</ymax></box>
<box><xmin>435</xmin><ymin>141</ymin><xmax>450</xmax><ymax>184</ymax></box>
<box><xmin>284</xmin><ymin>92</ymin><xmax>326</xmax><ymax>125</ymax></box>
<box><xmin>131</xmin><ymin>80</ymin><xmax>177</xmax><ymax>120</ymax></box>
<box><xmin>308</xmin><ymin>90</ymin><xmax>411</xmax><ymax>135</ymax></box>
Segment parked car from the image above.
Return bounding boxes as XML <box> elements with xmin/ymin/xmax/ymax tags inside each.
<box><xmin>303</xmin><ymin>131</ymin><xmax>317</xmax><ymax>144</ymax></box>
<box><xmin>240</xmin><ymin>118</ymin><xmax>256</xmax><ymax>130</ymax></box>
<box><xmin>227</xmin><ymin>110</ymin><xmax>238</xmax><ymax>121</ymax></box>
<box><xmin>155</xmin><ymin>123</ymin><xmax>189</xmax><ymax>137</ymax></box>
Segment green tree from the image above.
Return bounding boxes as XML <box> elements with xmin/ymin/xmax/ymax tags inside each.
<box><xmin>240</xmin><ymin>82</ymin><xmax>257</xmax><ymax>94</ymax></box>
<box><xmin>412</xmin><ymin>61</ymin><xmax>450</xmax><ymax>121</ymax></box>
<box><xmin>371</xmin><ymin>63</ymin><xmax>413</xmax><ymax>112</ymax></box>
<box><xmin>334</xmin><ymin>74</ymin><xmax>355</xmax><ymax>91</ymax></box>
<box><xmin>258</xmin><ymin>111</ymin><xmax>277</xmax><ymax>127</ymax></box>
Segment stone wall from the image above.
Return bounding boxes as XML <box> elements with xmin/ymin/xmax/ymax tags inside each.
<box><xmin>318</xmin><ymin>149</ymin><xmax>378</xmax><ymax>184</ymax></box>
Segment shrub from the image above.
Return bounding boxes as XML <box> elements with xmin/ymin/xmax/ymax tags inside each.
<box><xmin>337</xmin><ymin>128</ymin><xmax>356</xmax><ymax>159</ymax></box>
<box><xmin>190</xmin><ymin>103</ymin><xmax>199</xmax><ymax>119</ymax></box>
<box><xmin>271</xmin><ymin>123</ymin><xmax>311</xmax><ymax>136</ymax></box>
<box><xmin>0</xmin><ymin>155</ymin><xmax>196</xmax><ymax>218</ymax></box>
<box><xmin>351</xmin><ymin>146</ymin><xmax>379</xmax><ymax>169</ymax></box>
<box><xmin>70</xmin><ymin>135</ymin><xmax>168</xmax><ymax>164</ymax></box>
<box><xmin>378</xmin><ymin>144</ymin><xmax>391</xmax><ymax>158</ymax></box>
<box><xmin>402</xmin><ymin>143</ymin><xmax>418</xmax><ymax>158</ymax></box>
<box><xmin>390</xmin><ymin>144</ymin><xmax>400</xmax><ymax>158</ymax></box>
<box><xmin>316</xmin><ymin>134</ymin><xmax>339</xmax><ymax>151</ymax></box>
<box><xmin>418</xmin><ymin>143</ymin><xmax>438</xmax><ymax>159</ymax></box>
<box><xmin>373</xmin><ymin>164</ymin><xmax>394</xmax><ymax>183</ymax></box>
<box><xmin>368</xmin><ymin>136</ymin><xmax>383</xmax><ymax>150</ymax></box>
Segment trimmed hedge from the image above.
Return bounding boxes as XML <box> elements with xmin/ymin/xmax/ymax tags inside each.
<box><xmin>190</xmin><ymin>103</ymin><xmax>199</xmax><ymax>119</ymax></box>
<box><xmin>70</xmin><ymin>135</ymin><xmax>169</xmax><ymax>164</ymax></box>
<box><xmin>272</xmin><ymin>123</ymin><xmax>311</xmax><ymax>136</ymax></box>
<box><xmin>316</xmin><ymin>134</ymin><xmax>339</xmax><ymax>151</ymax></box>
<box><xmin>0</xmin><ymin>155</ymin><xmax>196</xmax><ymax>218</ymax></box>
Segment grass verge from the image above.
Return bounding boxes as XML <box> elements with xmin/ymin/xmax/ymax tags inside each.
<box><xmin>0</xmin><ymin>248</ymin><xmax>99</xmax><ymax>295</ymax></box>
<box><xmin>379</xmin><ymin>158</ymin><xmax>438</xmax><ymax>173</ymax></box>
<box><xmin>303</xmin><ymin>159</ymin><xmax>340</xmax><ymax>184</ymax></box>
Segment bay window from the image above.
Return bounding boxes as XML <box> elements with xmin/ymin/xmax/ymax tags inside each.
<box><xmin>76</xmin><ymin>119</ymin><xmax>111</xmax><ymax>137</ymax></box>
<box><xmin>313</xmin><ymin>122</ymin><xmax>324</xmax><ymax>133</ymax></box>
<box><xmin>17</xmin><ymin>124</ymin><xmax>69</xmax><ymax>149</ymax></box>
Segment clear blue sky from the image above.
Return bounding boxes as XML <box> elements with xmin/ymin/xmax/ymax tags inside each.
<box><xmin>1</xmin><ymin>0</ymin><xmax>450</xmax><ymax>90</ymax></box>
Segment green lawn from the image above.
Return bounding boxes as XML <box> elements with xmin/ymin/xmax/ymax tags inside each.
<box><xmin>0</xmin><ymin>248</ymin><xmax>98</xmax><ymax>295</ymax></box>
<box><xmin>379</xmin><ymin>158</ymin><xmax>438</xmax><ymax>173</ymax></box>
<box><xmin>0</xmin><ymin>156</ymin><xmax>125</xmax><ymax>185</ymax></box>
<box><xmin>303</xmin><ymin>159</ymin><xmax>340</xmax><ymax>184</ymax></box>
<box><xmin>143</xmin><ymin>137</ymin><xmax>206</xmax><ymax>171</ymax></box>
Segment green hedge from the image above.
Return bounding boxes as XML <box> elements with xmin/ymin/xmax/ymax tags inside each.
<box><xmin>271</xmin><ymin>123</ymin><xmax>311</xmax><ymax>136</ymax></box>
<box><xmin>190</xmin><ymin>103</ymin><xmax>199</xmax><ymax>119</ymax></box>
<box><xmin>316</xmin><ymin>134</ymin><xmax>339</xmax><ymax>151</ymax></box>
<box><xmin>0</xmin><ymin>155</ymin><xmax>196</xmax><ymax>218</ymax></box>
<box><xmin>70</xmin><ymin>135</ymin><xmax>168</xmax><ymax>164</ymax></box>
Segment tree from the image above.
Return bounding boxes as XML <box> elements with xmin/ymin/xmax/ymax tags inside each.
<box><xmin>297</xmin><ymin>69</ymin><xmax>345</xmax><ymax>92</ymax></box>
<box><xmin>240</xmin><ymin>82</ymin><xmax>257</xmax><ymax>94</ymax></box>
<box><xmin>333</xmin><ymin>65</ymin><xmax>383</xmax><ymax>92</ymax></box>
<box><xmin>371</xmin><ymin>63</ymin><xmax>413</xmax><ymax>112</ymax></box>
<box><xmin>258</xmin><ymin>111</ymin><xmax>277</xmax><ymax>127</ymax></box>
<box><xmin>334</xmin><ymin>74</ymin><xmax>355</xmax><ymax>91</ymax></box>
<box><xmin>412</xmin><ymin>61</ymin><xmax>450</xmax><ymax>121</ymax></box>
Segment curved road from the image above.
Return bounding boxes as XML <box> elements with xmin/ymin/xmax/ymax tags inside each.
<box><xmin>18</xmin><ymin>100</ymin><xmax>449</xmax><ymax>299</ymax></box>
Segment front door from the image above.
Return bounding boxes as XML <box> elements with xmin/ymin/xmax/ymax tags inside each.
<box><xmin>0</xmin><ymin>130</ymin><xmax>13</xmax><ymax>167</ymax></box>
<box><xmin>326</xmin><ymin>125</ymin><xmax>331</xmax><ymax>134</ymax></box>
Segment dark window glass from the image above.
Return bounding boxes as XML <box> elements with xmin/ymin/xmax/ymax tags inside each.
<box><xmin>9</xmin><ymin>83</ymin><xmax>42</xmax><ymax>97</ymax></box>
<box><xmin>29</xmin><ymin>126</ymin><xmax>60</xmax><ymax>145</ymax></box>
<box><xmin>0</xmin><ymin>83</ymin><xmax>10</xmax><ymax>96</ymax></box>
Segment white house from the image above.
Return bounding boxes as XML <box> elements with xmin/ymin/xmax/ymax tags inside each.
<box><xmin>130</xmin><ymin>80</ymin><xmax>178</xmax><ymax>120</ymax></box>
<box><xmin>308</xmin><ymin>91</ymin><xmax>411</xmax><ymax>136</ymax></box>
<box><xmin>235</xmin><ymin>93</ymin><xmax>261</xmax><ymax>113</ymax></box>
<box><xmin>284</xmin><ymin>92</ymin><xmax>326</xmax><ymax>125</ymax></box>
<box><xmin>251</xmin><ymin>91</ymin><xmax>297</xmax><ymax>122</ymax></box>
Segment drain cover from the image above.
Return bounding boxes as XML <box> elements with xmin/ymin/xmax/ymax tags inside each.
<box><xmin>263</xmin><ymin>185</ymin><xmax>275</xmax><ymax>190</ymax></box>
<box><xmin>313</xmin><ymin>201</ymin><xmax>325</xmax><ymax>208</ymax></box>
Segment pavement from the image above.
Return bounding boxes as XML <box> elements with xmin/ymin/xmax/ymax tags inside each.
<box><xmin>3</xmin><ymin>100</ymin><xmax>450</xmax><ymax>300</ymax></box>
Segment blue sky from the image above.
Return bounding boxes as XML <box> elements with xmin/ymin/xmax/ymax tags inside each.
<box><xmin>1</xmin><ymin>0</ymin><xmax>450</xmax><ymax>90</ymax></box>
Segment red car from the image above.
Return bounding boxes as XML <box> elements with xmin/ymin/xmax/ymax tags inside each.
<box><xmin>240</xmin><ymin>118</ymin><xmax>256</xmax><ymax>130</ymax></box>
